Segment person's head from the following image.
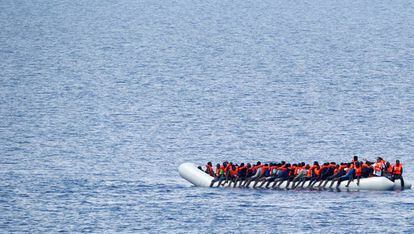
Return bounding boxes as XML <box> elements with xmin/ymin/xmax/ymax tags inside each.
<box><xmin>240</xmin><ymin>163</ymin><xmax>245</xmax><ymax>167</ymax></box>
<box><xmin>247</xmin><ymin>163</ymin><xmax>251</xmax><ymax>168</ymax></box>
<box><xmin>353</xmin><ymin>155</ymin><xmax>358</xmax><ymax>161</ymax></box>
<box><xmin>216</xmin><ymin>163</ymin><xmax>220</xmax><ymax>168</ymax></box>
<box><xmin>305</xmin><ymin>164</ymin><xmax>310</xmax><ymax>169</ymax></box>
<box><xmin>313</xmin><ymin>161</ymin><xmax>319</xmax><ymax>165</ymax></box>
<box><xmin>386</xmin><ymin>161</ymin><xmax>390</xmax><ymax>167</ymax></box>
<box><xmin>207</xmin><ymin>162</ymin><xmax>212</xmax><ymax>166</ymax></box>
<box><xmin>281</xmin><ymin>161</ymin><xmax>286</xmax><ymax>165</ymax></box>
<box><xmin>285</xmin><ymin>163</ymin><xmax>291</xmax><ymax>167</ymax></box>
<box><xmin>301</xmin><ymin>162</ymin><xmax>305</xmax><ymax>166</ymax></box>
<box><xmin>331</xmin><ymin>162</ymin><xmax>336</xmax><ymax>165</ymax></box>
<box><xmin>347</xmin><ymin>163</ymin><xmax>351</xmax><ymax>167</ymax></box>
<box><xmin>257</xmin><ymin>161</ymin><xmax>261</xmax><ymax>166</ymax></box>
<box><xmin>355</xmin><ymin>161</ymin><xmax>360</xmax><ymax>167</ymax></box>
<box><xmin>396</xmin><ymin>160</ymin><xmax>400</xmax><ymax>165</ymax></box>
<box><xmin>223</xmin><ymin>162</ymin><xmax>228</xmax><ymax>167</ymax></box>
<box><xmin>265</xmin><ymin>163</ymin><xmax>268</xmax><ymax>167</ymax></box>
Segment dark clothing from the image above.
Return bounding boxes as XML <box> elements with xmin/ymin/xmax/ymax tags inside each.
<box><xmin>392</xmin><ymin>174</ymin><xmax>405</xmax><ymax>188</ymax></box>
<box><xmin>361</xmin><ymin>167</ymin><xmax>373</xmax><ymax>178</ymax></box>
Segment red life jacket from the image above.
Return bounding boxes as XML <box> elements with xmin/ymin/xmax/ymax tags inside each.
<box><xmin>333</xmin><ymin>166</ymin><xmax>339</xmax><ymax>174</ymax></box>
<box><xmin>393</xmin><ymin>164</ymin><xmax>402</xmax><ymax>175</ymax></box>
<box><xmin>294</xmin><ymin>166</ymin><xmax>302</xmax><ymax>175</ymax></box>
<box><xmin>226</xmin><ymin>164</ymin><xmax>231</xmax><ymax>173</ymax></box>
<box><xmin>287</xmin><ymin>165</ymin><xmax>295</xmax><ymax>176</ymax></box>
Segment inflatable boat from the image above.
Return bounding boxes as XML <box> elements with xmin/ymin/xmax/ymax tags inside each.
<box><xmin>178</xmin><ymin>163</ymin><xmax>411</xmax><ymax>191</ymax></box>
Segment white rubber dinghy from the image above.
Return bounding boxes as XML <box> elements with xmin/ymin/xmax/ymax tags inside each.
<box><xmin>178</xmin><ymin>163</ymin><xmax>411</xmax><ymax>191</ymax></box>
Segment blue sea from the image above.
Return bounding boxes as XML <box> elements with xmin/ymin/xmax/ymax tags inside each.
<box><xmin>1</xmin><ymin>0</ymin><xmax>414</xmax><ymax>232</ymax></box>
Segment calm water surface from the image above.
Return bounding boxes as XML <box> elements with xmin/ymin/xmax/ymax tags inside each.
<box><xmin>1</xmin><ymin>0</ymin><xmax>414</xmax><ymax>232</ymax></box>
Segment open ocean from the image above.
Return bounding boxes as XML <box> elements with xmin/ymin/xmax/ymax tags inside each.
<box><xmin>1</xmin><ymin>0</ymin><xmax>414</xmax><ymax>232</ymax></box>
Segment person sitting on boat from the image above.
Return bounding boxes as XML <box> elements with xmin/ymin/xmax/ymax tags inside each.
<box><xmin>290</xmin><ymin>162</ymin><xmax>306</xmax><ymax>188</ymax></box>
<box><xmin>311</xmin><ymin>162</ymin><xmax>335</xmax><ymax>188</ymax></box>
<box><xmin>273</xmin><ymin>163</ymin><xmax>291</xmax><ymax>188</ymax></box>
<box><xmin>234</xmin><ymin>163</ymin><xmax>247</xmax><ymax>187</ymax></box>
<box><xmin>315</xmin><ymin>162</ymin><xmax>335</xmax><ymax>188</ymax></box>
<box><xmin>210</xmin><ymin>163</ymin><xmax>226</xmax><ymax>187</ymax></box>
<box><xmin>325</xmin><ymin>163</ymin><xmax>347</xmax><ymax>188</ymax></box>
<box><xmin>307</xmin><ymin>161</ymin><xmax>321</xmax><ymax>188</ymax></box>
<box><xmin>257</xmin><ymin>163</ymin><xmax>277</xmax><ymax>188</ymax></box>
<box><xmin>227</xmin><ymin>164</ymin><xmax>239</xmax><ymax>187</ymax></box>
<box><xmin>336</xmin><ymin>163</ymin><xmax>355</xmax><ymax>188</ymax></box>
<box><xmin>391</xmin><ymin>160</ymin><xmax>404</xmax><ymax>189</ymax></box>
<box><xmin>298</xmin><ymin>164</ymin><xmax>315</xmax><ymax>188</ymax></box>
<box><xmin>373</xmin><ymin>157</ymin><xmax>385</xmax><ymax>176</ymax></box>
<box><xmin>292</xmin><ymin>163</ymin><xmax>309</xmax><ymax>188</ymax></box>
<box><xmin>223</xmin><ymin>162</ymin><xmax>233</xmax><ymax>184</ymax></box>
<box><xmin>384</xmin><ymin>161</ymin><xmax>393</xmax><ymax>179</ymax></box>
<box><xmin>351</xmin><ymin>161</ymin><xmax>362</xmax><ymax>186</ymax></box>
<box><xmin>205</xmin><ymin>162</ymin><xmax>215</xmax><ymax>177</ymax></box>
<box><xmin>243</xmin><ymin>161</ymin><xmax>262</xmax><ymax>187</ymax></box>
<box><xmin>285</xmin><ymin>163</ymin><xmax>300</xmax><ymax>189</ymax></box>
<box><xmin>253</xmin><ymin>163</ymin><xmax>271</xmax><ymax>188</ymax></box>
<box><xmin>263</xmin><ymin>163</ymin><xmax>282</xmax><ymax>188</ymax></box>
<box><xmin>361</xmin><ymin>161</ymin><xmax>373</xmax><ymax>178</ymax></box>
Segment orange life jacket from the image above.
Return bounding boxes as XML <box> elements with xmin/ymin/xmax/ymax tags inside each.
<box><xmin>387</xmin><ymin>165</ymin><xmax>393</xmax><ymax>174</ymax></box>
<box><xmin>294</xmin><ymin>166</ymin><xmax>302</xmax><ymax>175</ymax></box>
<box><xmin>314</xmin><ymin>166</ymin><xmax>320</xmax><ymax>176</ymax></box>
<box><xmin>374</xmin><ymin>163</ymin><xmax>382</xmax><ymax>172</ymax></box>
<box><xmin>349</xmin><ymin>160</ymin><xmax>358</xmax><ymax>169</ymax></box>
<box><xmin>393</xmin><ymin>164</ymin><xmax>402</xmax><ymax>175</ymax></box>
<box><xmin>230</xmin><ymin>167</ymin><xmax>238</xmax><ymax>176</ymax></box>
<box><xmin>306</xmin><ymin>168</ymin><xmax>312</xmax><ymax>177</ymax></box>
<box><xmin>339</xmin><ymin>165</ymin><xmax>347</xmax><ymax>171</ymax></box>
<box><xmin>355</xmin><ymin>166</ymin><xmax>362</xmax><ymax>177</ymax></box>
<box><xmin>206</xmin><ymin>165</ymin><xmax>214</xmax><ymax>176</ymax></box>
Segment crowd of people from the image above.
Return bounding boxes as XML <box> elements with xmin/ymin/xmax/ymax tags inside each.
<box><xmin>201</xmin><ymin>156</ymin><xmax>405</xmax><ymax>189</ymax></box>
